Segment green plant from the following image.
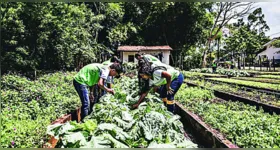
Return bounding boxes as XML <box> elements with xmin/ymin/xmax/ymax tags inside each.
<box><xmin>189</xmin><ymin>68</ymin><xmax>212</xmax><ymax>73</ymax></box>
<box><xmin>271</xmin><ymin>39</ymin><xmax>280</xmax><ymax>48</ymax></box>
<box><xmin>208</xmin><ymin>78</ymin><xmax>280</xmax><ymax>91</ymax></box>
<box><xmin>257</xmin><ymin>75</ymin><xmax>280</xmax><ymax>79</ymax></box>
<box><xmin>175</xmin><ymin>86</ymin><xmax>280</xmax><ymax>148</ymax></box>
<box><xmin>1</xmin><ymin>72</ymin><xmax>81</xmax><ymax>148</ymax></box>
<box><xmin>216</xmin><ymin>67</ymin><xmax>250</xmax><ymax>77</ymax></box>
<box><xmin>232</xmin><ymin>77</ymin><xmax>280</xmax><ymax>84</ymax></box>
<box><xmin>189</xmin><ymin>67</ymin><xmax>250</xmax><ymax>77</ymax></box>
<box><xmin>46</xmin><ymin>77</ymin><xmax>198</xmax><ymax>148</ymax></box>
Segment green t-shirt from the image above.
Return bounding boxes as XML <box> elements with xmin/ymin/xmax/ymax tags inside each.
<box><xmin>102</xmin><ymin>59</ymin><xmax>111</xmax><ymax>66</ymax></box>
<box><xmin>74</xmin><ymin>63</ymin><xmax>109</xmax><ymax>87</ymax></box>
<box><xmin>143</xmin><ymin>54</ymin><xmax>161</xmax><ymax>63</ymax></box>
<box><xmin>149</xmin><ymin>65</ymin><xmax>180</xmax><ymax>87</ymax></box>
<box><xmin>212</xmin><ymin>63</ymin><xmax>217</xmax><ymax>67</ymax></box>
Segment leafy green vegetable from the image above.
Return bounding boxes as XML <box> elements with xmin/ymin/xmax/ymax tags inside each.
<box><xmin>1</xmin><ymin>72</ymin><xmax>81</xmax><ymax>148</ymax></box>
<box><xmin>46</xmin><ymin>76</ymin><xmax>198</xmax><ymax>148</ymax></box>
<box><xmin>189</xmin><ymin>67</ymin><xmax>250</xmax><ymax>77</ymax></box>
<box><xmin>257</xmin><ymin>74</ymin><xmax>280</xmax><ymax>79</ymax></box>
<box><xmin>208</xmin><ymin>77</ymin><xmax>280</xmax><ymax>91</ymax></box>
<box><xmin>176</xmin><ymin>85</ymin><xmax>280</xmax><ymax>148</ymax></box>
<box><xmin>233</xmin><ymin>77</ymin><xmax>280</xmax><ymax>84</ymax></box>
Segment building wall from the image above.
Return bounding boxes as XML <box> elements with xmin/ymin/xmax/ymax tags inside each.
<box><xmin>121</xmin><ymin>51</ymin><xmax>170</xmax><ymax>65</ymax></box>
<box><xmin>258</xmin><ymin>47</ymin><xmax>280</xmax><ymax>60</ymax></box>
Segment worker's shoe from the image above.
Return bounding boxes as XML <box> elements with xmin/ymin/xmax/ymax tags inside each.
<box><xmin>166</xmin><ymin>100</ymin><xmax>175</xmax><ymax>113</ymax></box>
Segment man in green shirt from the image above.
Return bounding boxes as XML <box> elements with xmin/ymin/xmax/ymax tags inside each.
<box><xmin>131</xmin><ymin>63</ymin><xmax>184</xmax><ymax>113</ymax></box>
<box><xmin>73</xmin><ymin>63</ymin><xmax>123</xmax><ymax>120</ymax></box>
<box><xmin>93</xmin><ymin>56</ymin><xmax>123</xmax><ymax>104</ymax></box>
<box><xmin>135</xmin><ymin>53</ymin><xmax>161</xmax><ymax>95</ymax></box>
<box><xmin>212</xmin><ymin>60</ymin><xmax>217</xmax><ymax>73</ymax></box>
<box><xmin>135</xmin><ymin>53</ymin><xmax>161</xmax><ymax>64</ymax></box>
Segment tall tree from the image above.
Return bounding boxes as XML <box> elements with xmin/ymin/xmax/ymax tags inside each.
<box><xmin>1</xmin><ymin>2</ymin><xmax>107</xmax><ymax>72</ymax></box>
<box><xmin>223</xmin><ymin>8</ymin><xmax>270</xmax><ymax>68</ymax></box>
<box><xmin>122</xmin><ymin>2</ymin><xmax>214</xmax><ymax>66</ymax></box>
<box><xmin>202</xmin><ymin>2</ymin><xmax>254</xmax><ymax>67</ymax></box>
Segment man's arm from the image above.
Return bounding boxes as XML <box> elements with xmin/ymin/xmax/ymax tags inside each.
<box><xmin>98</xmin><ymin>78</ymin><xmax>108</xmax><ymax>91</ymax></box>
<box><xmin>98</xmin><ymin>78</ymin><xmax>114</xmax><ymax>94</ymax></box>
<box><xmin>89</xmin><ymin>85</ymin><xmax>94</xmax><ymax>94</ymax></box>
<box><xmin>132</xmin><ymin>91</ymin><xmax>148</xmax><ymax>109</ymax></box>
<box><xmin>161</xmin><ymin>71</ymin><xmax>172</xmax><ymax>90</ymax></box>
<box><xmin>89</xmin><ymin>86</ymin><xmax>95</xmax><ymax>102</ymax></box>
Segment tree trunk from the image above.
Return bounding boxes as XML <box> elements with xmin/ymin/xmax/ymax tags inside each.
<box><xmin>202</xmin><ymin>51</ymin><xmax>208</xmax><ymax>68</ymax></box>
<box><xmin>202</xmin><ymin>42</ymin><xmax>211</xmax><ymax>68</ymax></box>
<box><xmin>259</xmin><ymin>55</ymin><xmax>262</xmax><ymax>71</ymax></box>
<box><xmin>217</xmin><ymin>40</ymin><xmax>220</xmax><ymax>63</ymax></box>
<box><xmin>273</xmin><ymin>56</ymin><xmax>275</xmax><ymax>71</ymax></box>
<box><xmin>243</xmin><ymin>55</ymin><xmax>245</xmax><ymax>70</ymax></box>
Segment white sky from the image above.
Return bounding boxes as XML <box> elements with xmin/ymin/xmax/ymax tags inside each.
<box><xmin>256</xmin><ymin>2</ymin><xmax>280</xmax><ymax>38</ymax></box>
<box><xmin>229</xmin><ymin>2</ymin><xmax>280</xmax><ymax>39</ymax></box>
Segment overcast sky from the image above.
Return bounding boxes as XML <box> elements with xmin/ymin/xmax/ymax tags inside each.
<box><xmin>256</xmin><ymin>2</ymin><xmax>280</xmax><ymax>38</ymax></box>
<box><xmin>226</xmin><ymin>2</ymin><xmax>280</xmax><ymax>39</ymax></box>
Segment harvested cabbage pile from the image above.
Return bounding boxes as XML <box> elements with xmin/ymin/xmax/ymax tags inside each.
<box><xmin>46</xmin><ymin>77</ymin><xmax>197</xmax><ymax>148</ymax></box>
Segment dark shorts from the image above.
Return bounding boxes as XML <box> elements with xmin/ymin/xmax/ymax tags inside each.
<box><xmin>156</xmin><ymin>73</ymin><xmax>184</xmax><ymax>100</ymax></box>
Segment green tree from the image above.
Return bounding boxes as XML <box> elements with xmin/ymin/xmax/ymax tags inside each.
<box><xmin>1</xmin><ymin>2</ymin><xmax>106</xmax><ymax>72</ymax></box>
<box><xmin>122</xmin><ymin>2</ymin><xmax>214</xmax><ymax>66</ymax></box>
<box><xmin>223</xmin><ymin>8</ymin><xmax>270</xmax><ymax>68</ymax></box>
<box><xmin>202</xmin><ymin>2</ymin><xmax>255</xmax><ymax>67</ymax></box>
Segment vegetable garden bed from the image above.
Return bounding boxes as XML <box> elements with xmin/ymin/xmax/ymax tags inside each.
<box><xmin>175</xmin><ymin>85</ymin><xmax>280</xmax><ymax>148</ymax></box>
<box><xmin>44</xmin><ymin>114</ymin><xmax>72</xmax><ymax>148</ymax></box>
<box><xmin>182</xmin><ymin>71</ymin><xmax>227</xmax><ymax>79</ymax></box>
<box><xmin>175</xmin><ymin>102</ymin><xmax>238</xmax><ymax>148</ymax></box>
<box><xmin>185</xmin><ymin>78</ymin><xmax>280</xmax><ymax>107</ymax></box>
<box><xmin>44</xmin><ymin>77</ymin><xmax>199</xmax><ymax>148</ymax></box>
<box><xmin>232</xmin><ymin>77</ymin><xmax>280</xmax><ymax>84</ymax></box>
<box><xmin>43</xmin><ymin>106</ymin><xmax>82</xmax><ymax>148</ymax></box>
<box><xmin>246</xmin><ymin>70</ymin><xmax>280</xmax><ymax>75</ymax></box>
<box><xmin>184</xmin><ymin>81</ymin><xmax>280</xmax><ymax>115</ymax></box>
<box><xmin>256</xmin><ymin>75</ymin><xmax>280</xmax><ymax>80</ymax></box>
<box><xmin>44</xmin><ymin>76</ymin><xmax>243</xmax><ymax>148</ymax></box>
<box><xmin>207</xmin><ymin>78</ymin><xmax>280</xmax><ymax>95</ymax></box>
<box><xmin>189</xmin><ymin>68</ymin><xmax>250</xmax><ymax>77</ymax></box>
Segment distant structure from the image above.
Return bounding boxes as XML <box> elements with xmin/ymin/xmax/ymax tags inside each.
<box><xmin>117</xmin><ymin>45</ymin><xmax>172</xmax><ymax>65</ymax></box>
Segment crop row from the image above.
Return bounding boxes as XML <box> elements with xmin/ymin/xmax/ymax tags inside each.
<box><xmin>257</xmin><ymin>75</ymin><xmax>280</xmax><ymax>80</ymax></box>
<box><xmin>232</xmin><ymin>77</ymin><xmax>280</xmax><ymax>84</ymax></box>
<box><xmin>183</xmin><ymin>75</ymin><xmax>280</xmax><ymax>107</ymax></box>
<box><xmin>207</xmin><ymin>78</ymin><xmax>280</xmax><ymax>91</ymax></box>
<box><xmin>189</xmin><ymin>67</ymin><xmax>249</xmax><ymax>77</ymax></box>
<box><xmin>46</xmin><ymin>77</ymin><xmax>198</xmax><ymax>148</ymax></box>
<box><xmin>182</xmin><ymin>71</ymin><xmax>226</xmax><ymax>79</ymax></box>
<box><xmin>246</xmin><ymin>70</ymin><xmax>280</xmax><ymax>75</ymax></box>
<box><xmin>175</xmin><ymin>85</ymin><xmax>280</xmax><ymax>148</ymax></box>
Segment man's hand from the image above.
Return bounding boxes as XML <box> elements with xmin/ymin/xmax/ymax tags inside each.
<box><xmin>107</xmin><ymin>89</ymin><xmax>115</xmax><ymax>95</ymax></box>
<box><xmin>89</xmin><ymin>93</ymin><xmax>94</xmax><ymax>103</ymax></box>
<box><xmin>167</xmin><ymin>87</ymin><xmax>174</xmax><ymax>95</ymax></box>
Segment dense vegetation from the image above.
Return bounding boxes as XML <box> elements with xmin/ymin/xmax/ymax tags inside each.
<box><xmin>2</xmin><ymin>2</ymin><xmax>279</xmax><ymax>149</ymax></box>
<box><xmin>46</xmin><ymin>77</ymin><xmax>198</xmax><ymax>148</ymax></box>
<box><xmin>257</xmin><ymin>75</ymin><xmax>280</xmax><ymax>79</ymax></box>
<box><xmin>208</xmin><ymin>78</ymin><xmax>280</xmax><ymax>91</ymax></box>
<box><xmin>176</xmin><ymin>84</ymin><xmax>280</xmax><ymax>148</ymax></box>
<box><xmin>183</xmin><ymin>75</ymin><xmax>280</xmax><ymax>107</ymax></box>
<box><xmin>232</xmin><ymin>77</ymin><xmax>280</xmax><ymax>84</ymax></box>
<box><xmin>189</xmin><ymin>67</ymin><xmax>250</xmax><ymax>77</ymax></box>
<box><xmin>1</xmin><ymin>2</ymin><xmax>272</xmax><ymax>72</ymax></box>
<box><xmin>1</xmin><ymin>2</ymin><xmax>212</xmax><ymax>72</ymax></box>
<box><xmin>1</xmin><ymin>72</ymin><xmax>81</xmax><ymax>148</ymax></box>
